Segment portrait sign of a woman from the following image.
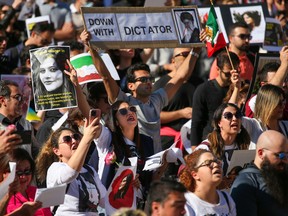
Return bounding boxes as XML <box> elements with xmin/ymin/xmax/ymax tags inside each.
<box><xmin>30</xmin><ymin>46</ymin><xmax>77</xmax><ymax>111</ymax></box>
<box><xmin>108</xmin><ymin>169</ymin><xmax>135</xmax><ymax>210</ymax></box>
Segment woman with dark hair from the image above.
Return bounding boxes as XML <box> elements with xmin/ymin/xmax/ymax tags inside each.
<box><xmin>179</xmin><ymin>149</ymin><xmax>236</xmax><ymax>216</ymax></box>
<box><xmin>95</xmin><ymin>100</ymin><xmax>154</xmax><ymax>194</ymax></box>
<box><xmin>0</xmin><ymin>152</ymin><xmax>42</xmax><ymax>216</ymax></box>
<box><xmin>233</xmin><ymin>10</ymin><xmax>262</xmax><ymax>42</ymax></box>
<box><xmin>5</xmin><ymin>148</ymin><xmax>51</xmax><ymax>216</ymax></box>
<box><xmin>30</xmin><ymin>46</ymin><xmax>77</xmax><ymax>111</ymax></box>
<box><xmin>195</xmin><ymin>103</ymin><xmax>250</xmax><ymax>176</ymax></box>
<box><xmin>113</xmin><ymin>173</ymin><xmax>133</xmax><ymax>200</ymax></box>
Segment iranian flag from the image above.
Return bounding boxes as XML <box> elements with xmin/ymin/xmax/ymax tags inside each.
<box><xmin>205</xmin><ymin>5</ymin><xmax>227</xmax><ymax>57</ymax></box>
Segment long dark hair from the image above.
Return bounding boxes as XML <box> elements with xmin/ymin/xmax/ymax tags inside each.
<box><xmin>208</xmin><ymin>103</ymin><xmax>250</xmax><ymax>159</ymax></box>
<box><xmin>110</xmin><ymin>100</ymin><xmax>144</xmax><ymax>162</ymax></box>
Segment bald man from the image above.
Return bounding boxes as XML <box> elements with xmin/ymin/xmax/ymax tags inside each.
<box><xmin>230</xmin><ymin>130</ymin><xmax>288</xmax><ymax>216</ymax></box>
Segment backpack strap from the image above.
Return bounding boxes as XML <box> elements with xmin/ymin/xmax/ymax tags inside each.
<box><xmin>221</xmin><ymin>191</ymin><xmax>230</xmax><ymax>213</ymax></box>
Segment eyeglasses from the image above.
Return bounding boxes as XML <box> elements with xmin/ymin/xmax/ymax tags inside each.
<box><xmin>233</xmin><ymin>34</ymin><xmax>252</xmax><ymax>40</ymax></box>
<box><xmin>223</xmin><ymin>111</ymin><xmax>242</xmax><ymax>120</ymax></box>
<box><xmin>262</xmin><ymin>148</ymin><xmax>288</xmax><ymax>160</ymax></box>
<box><xmin>118</xmin><ymin>106</ymin><xmax>137</xmax><ymax>116</ymax></box>
<box><xmin>60</xmin><ymin>133</ymin><xmax>82</xmax><ymax>144</ymax></box>
<box><xmin>133</xmin><ymin>76</ymin><xmax>154</xmax><ymax>83</ymax></box>
<box><xmin>195</xmin><ymin>158</ymin><xmax>222</xmax><ymax>169</ymax></box>
<box><xmin>37</xmin><ymin>33</ymin><xmax>51</xmax><ymax>46</ymax></box>
<box><xmin>0</xmin><ymin>36</ymin><xmax>7</xmax><ymax>43</ymax></box>
<box><xmin>174</xmin><ymin>51</ymin><xmax>190</xmax><ymax>58</ymax></box>
<box><xmin>10</xmin><ymin>94</ymin><xmax>23</xmax><ymax>102</ymax></box>
<box><xmin>16</xmin><ymin>169</ymin><xmax>32</xmax><ymax>176</ymax></box>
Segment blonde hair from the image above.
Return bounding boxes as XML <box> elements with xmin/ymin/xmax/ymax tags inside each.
<box><xmin>254</xmin><ymin>84</ymin><xmax>285</xmax><ymax>126</ymax></box>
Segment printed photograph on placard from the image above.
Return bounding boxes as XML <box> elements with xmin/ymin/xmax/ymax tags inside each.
<box><xmin>263</xmin><ymin>17</ymin><xmax>286</xmax><ymax>52</ymax></box>
<box><xmin>230</xmin><ymin>5</ymin><xmax>266</xmax><ymax>44</ymax></box>
<box><xmin>172</xmin><ymin>8</ymin><xmax>202</xmax><ymax>45</ymax></box>
<box><xmin>30</xmin><ymin>46</ymin><xmax>77</xmax><ymax>111</ymax></box>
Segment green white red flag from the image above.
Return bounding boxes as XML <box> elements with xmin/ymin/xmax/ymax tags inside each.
<box><xmin>205</xmin><ymin>5</ymin><xmax>227</xmax><ymax>57</ymax></box>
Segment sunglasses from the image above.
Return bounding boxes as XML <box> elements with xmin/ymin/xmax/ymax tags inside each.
<box><xmin>223</xmin><ymin>111</ymin><xmax>242</xmax><ymax>120</ymax></box>
<box><xmin>174</xmin><ymin>51</ymin><xmax>190</xmax><ymax>58</ymax></box>
<box><xmin>118</xmin><ymin>106</ymin><xmax>137</xmax><ymax>116</ymax></box>
<box><xmin>10</xmin><ymin>94</ymin><xmax>23</xmax><ymax>102</ymax></box>
<box><xmin>195</xmin><ymin>158</ymin><xmax>222</xmax><ymax>169</ymax></box>
<box><xmin>263</xmin><ymin>148</ymin><xmax>288</xmax><ymax>160</ymax></box>
<box><xmin>134</xmin><ymin>76</ymin><xmax>154</xmax><ymax>83</ymax></box>
<box><xmin>234</xmin><ymin>34</ymin><xmax>252</xmax><ymax>40</ymax></box>
<box><xmin>0</xmin><ymin>36</ymin><xmax>7</xmax><ymax>43</ymax></box>
<box><xmin>61</xmin><ymin>133</ymin><xmax>82</xmax><ymax>144</ymax></box>
<box><xmin>221</xmin><ymin>70</ymin><xmax>231</xmax><ymax>78</ymax></box>
<box><xmin>16</xmin><ymin>169</ymin><xmax>32</xmax><ymax>176</ymax></box>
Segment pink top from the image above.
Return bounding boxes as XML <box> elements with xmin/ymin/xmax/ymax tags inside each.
<box><xmin>6</xmin><ymin>185</ymin><xmax>52</xmax><ymax>216</ymax></box>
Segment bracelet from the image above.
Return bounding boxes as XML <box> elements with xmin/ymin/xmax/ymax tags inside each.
<box><xmin>190</xmin><ymin>50</ymin><xmax>199</xmax><ymax>58</ymax></box>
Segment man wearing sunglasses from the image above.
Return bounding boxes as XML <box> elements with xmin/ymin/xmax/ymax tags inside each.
<box><xmin>209</xmin><ymin>22</ymin><xmax>255</xmax><ymax>82</ymax></box>
<box><xmin>4</xmin><ymin>22</ymin><xmax>55</xmax><ymax>74</ymax></box>
<box><xmin>231</xmin><ymin>130</ymin><xmax>288</xmax><ymax>215</ymax></box>
<box><xmin>0</xmin><ymin>80</ymin><xmax>35</xmax><ymax>157</ymax></box>
<box><xmin>81</xmin><ymin>29</ymin><xmax>201</xmax><ymax>153</ymax></box>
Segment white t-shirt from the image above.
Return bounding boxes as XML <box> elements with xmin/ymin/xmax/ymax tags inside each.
<box><xmin>47</xmin><ymin>162</ymin><xmax>107</xmax><ymax>216</ymax></box>
<box><xmin>185</xmin><ymin>190</ymin><xmax>236</xmax><ymax>216</ymax></box>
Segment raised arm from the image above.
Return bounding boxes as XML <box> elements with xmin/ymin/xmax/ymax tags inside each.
<box><xmin>269</xmin><ymin>46</ymin><xmax>288</xmax><ymax>86</ymax></box>
<box><xmin>160</xmin><ymin>107</ymin><xmax>192</xmax><ymax>124</ymax></box>
<box><xmin>80</xmin><ymin>30</ymin><xmax>120</xmax><ymax>103</ymax></box>
<box><xmin>164</xmin><ymin>47</ymin><xmax>201</xmax><ymax>101</ymax></box>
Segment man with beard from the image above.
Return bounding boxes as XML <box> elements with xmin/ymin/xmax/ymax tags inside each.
<box><xmin>230</xmin><ymin>130</ymin><xmax>288</xmax><ymax>216</ymax></box>
<box><xmin>209</xmin><ymin>22</ymin><xmax>254</xmax><ymax>81</ymax></box>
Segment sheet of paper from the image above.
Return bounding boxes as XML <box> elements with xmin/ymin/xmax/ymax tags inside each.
<box><xmin>226</xmin><ymin>150</ymin><xmax>256</xmax><ymax>174</ymax></box>
<box><xmin>143</xmin><ymin>144</ymin><xmax>185</xmax><ymax>171</ymax></box>
<box><xmin>180</xmin><ymin>119</ymin><xmax>192</xmax><ymax>154</ymax></box>
<box><xmin>0</xmin><ymin>162</ymin><xmax>16</xmax><ymax>200</ymax></box>
<box><xmin>34</xmin><ymin>184</ymin><xmax>67</xmax><ymax>208</ymax></box>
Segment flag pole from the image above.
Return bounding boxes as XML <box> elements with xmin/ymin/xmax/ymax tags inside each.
<box><xmin>209</xmin><ymin>0</ymin><xmax>235</xmax><ymax>70</ymax></box>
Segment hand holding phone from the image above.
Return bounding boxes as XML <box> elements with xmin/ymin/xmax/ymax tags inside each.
<box><xmin>89</xmin><ymin>109</ymin><xmax>101</xmax><ymax>125</ymax></box>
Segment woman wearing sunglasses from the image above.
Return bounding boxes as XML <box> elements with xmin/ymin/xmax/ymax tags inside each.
<box><xmin>5</xmin><ymin>148</ymin><xmax>51</xmax><ymax>216</ymax></box>
<box><xmin>0</xmin><ymin>152</ymin><xmax>42</xmax><ymax>216</ymax></box>
<box><xmin>61</xmin><ymin>60</ymin><xmax>152</xmax><ymax>211</ymax></box>
<box><xmin>94</xmin><ymin>100</ymin><xmax>154</xmax><ymax>205</ymax></box>
<box><xmin>194</xmin><ymin>103</ymin><xmax>250</xmax><ymax>176</ymax></box>
<box><xmin>35</xmin><ymin>118</ymin><xmax>106</xmax><ymax>216</ymax></box>
<box><xmin>179</xmin><ymin>149</ymin><xmax>236</xmax><ymax>216</ymax></box>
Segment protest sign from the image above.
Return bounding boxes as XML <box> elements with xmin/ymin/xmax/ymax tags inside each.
<box><xmin>81</xmin><ymin>6</ymin><xmax>204</xmax><ymax>49</ymax></box>
<box><xmin>30</xmin><ymin>46</ymin><xmax>77</xmax><ymax>111</ymax></box>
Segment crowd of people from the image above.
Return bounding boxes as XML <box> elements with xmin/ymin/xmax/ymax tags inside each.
<box><xmin>0</xmin><ymin>0</ymin><xmax>288</xmax><ymax>215</ymax></box>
